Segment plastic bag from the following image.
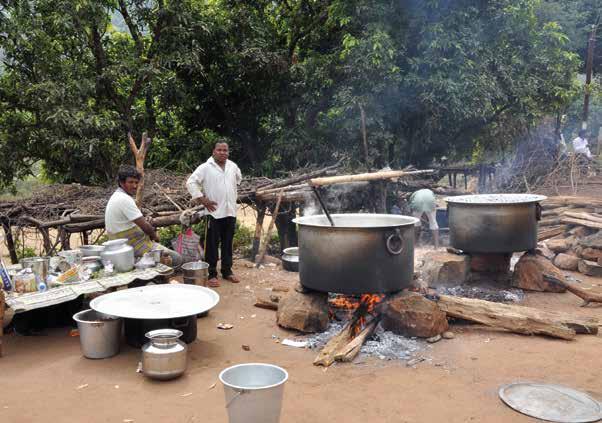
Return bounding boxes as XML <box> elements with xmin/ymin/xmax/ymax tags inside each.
<box><xmin>171</xmin><ymin>228</ymin><xmax>203</xmax><ymax>264</ymax></box>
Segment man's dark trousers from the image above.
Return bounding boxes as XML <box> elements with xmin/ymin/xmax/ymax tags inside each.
<box><xmin>206</xmin><ymin>216</ymin><xmax>236</xmax><ymax>278</ymax></box>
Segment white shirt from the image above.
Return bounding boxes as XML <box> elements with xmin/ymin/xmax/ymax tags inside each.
<box><xmin>105</xmin><ymin>188</ymin><xmax>143</xmax><ymax>233</ymax></box>
<box><xmin>186</xmin><ymin>157</ymin><xmax>242</xmax><ymax>219</ymax></box>
<box><xmin>572</xmin><ymin>136</ymin><xmax>592</xmax><ymax>158</ymax></box>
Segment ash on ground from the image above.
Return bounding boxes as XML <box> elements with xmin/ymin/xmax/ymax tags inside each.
<box><xmin>436</xmin><ymin>285</ymin><xmax>524</xmax><ymax>303</ymax></box>
<box><xmin>306</xmin><ymin>322</ymin><xmax>425</xmax><ymax>362</ymax></box>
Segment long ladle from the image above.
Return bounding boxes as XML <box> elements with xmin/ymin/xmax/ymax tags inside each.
<box><xmin>312</xmin><ymin>186</ymin><xmax>335</xmax><ymax>227</ymax></box>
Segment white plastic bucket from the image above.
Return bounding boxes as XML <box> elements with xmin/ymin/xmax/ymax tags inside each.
<box><xmin>219</xmin><ymin>363</ymin><xmax>288</xmax><ymax>423</ymax></box>
<box><xmin>73</xmin><ymin>309</ymin><xmax>122</xmax><ymax>359</ymax></box>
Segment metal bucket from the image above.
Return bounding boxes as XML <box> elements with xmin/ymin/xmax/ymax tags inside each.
<box><xmin>182</xmin><ymin>261</ymin><xmax>209</xmax><ymax>286</ymax></box>
<box><xmin>72</xmin><ymin>309</ymin><xmax>122</xmax><ymax>359</ymax></box>
<box><xmin>219</xmin><ymin>363</ymin><xmax>288</xmax><ymax>423</ymax></box>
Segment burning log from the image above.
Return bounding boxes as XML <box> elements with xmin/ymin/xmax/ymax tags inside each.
<box><xmin>314</xmin><ymin>294</ymin><xmax>385</xmax><ymax>367</ymax></box>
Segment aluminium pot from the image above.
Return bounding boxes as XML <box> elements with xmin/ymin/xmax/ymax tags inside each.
<box><xmin>445</xmin><ymin>194</ymin><xmax>547</xmax><ymax>253</ymax></box>
<box><xmin>101</xmin><ymin>238</ymin><xmax>135</xmax><ymax>273</ymax></box>
<box><xmin>281</xmin><ymin>247</ymin><xmax>299</xmax><ymax>272</ymax></box>
<box><xmin>142</xmin><ymin>329</ymin><xmax>187</xmax><ymax>380</ymax></box>
<box><xmin>292</xmin><ymin>214</ymin><xmax>419</xmax><ymax>294</ymax></box>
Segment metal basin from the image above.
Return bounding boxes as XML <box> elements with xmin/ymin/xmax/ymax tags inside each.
<box><xmin>445</xmin><ymin>194</ymin><xmax>547</xmax><ymax>253</ymax></box>
<box><xmin>80</xmin><ymin>245</ymin><xmax>105</xmax><ymax>257</ymax></box>
<box><xmin>292</xmin><ymin>214</ymin><xmax>418</xmax><ymax>294</ymax></box>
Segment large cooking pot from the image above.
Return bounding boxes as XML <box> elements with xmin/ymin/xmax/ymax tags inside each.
<box><xmin>445</xmin><ymin>194</ymin><xmax>546</xmax><ymax>253</ymax></box>
<box><xmin>292</xmin><ymin>214</ymin><xmax>419</xmax><ymax>294</ymax></box>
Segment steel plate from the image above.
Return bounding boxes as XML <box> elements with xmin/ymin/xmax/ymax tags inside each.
<box><xmin>90</xmin><ymin>284</ymin><xmax>219</xmax><ymax>320</ymax></box>
<box><xmin>499</xmin><ymin>383</ymin><xmax>602</xmax><ymax>423</ymax></box>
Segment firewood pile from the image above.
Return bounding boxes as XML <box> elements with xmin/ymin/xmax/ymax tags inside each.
<box><xmin>537</xmin><ymin>196</ymin><xmax>602</xmax><ymax>281</ymax></box>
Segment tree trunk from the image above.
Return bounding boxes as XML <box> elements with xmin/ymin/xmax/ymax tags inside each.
<box><xmin>128</xmin><ymin>132</ymin><xmax>151</xmax><ymax>206</ymax></box>
<box><xmin>359</xmin><ymin>104</ymin><xmax>370</xmax><ymax>166</ymax></box>
<box><xmin>2</xmin><ymin>223</ymin><xmax>18</xmax><ymax>264</ymax></box>
<box><xmin>583</xmin><ymin>20</ymin><xmax>599</xmax><ymax>125</ymax></box>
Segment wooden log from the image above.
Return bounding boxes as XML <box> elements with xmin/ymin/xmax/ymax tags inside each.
<box><xmin>560</xmin><ymin>217</ymin><xmax>602</xmax><ymax>230</ymax></box>
<box><xmin>553</xmin><ymin>279</ymin><xmax>602</xmax><ymax>307</ymax></box>
<box><xmin>538</xmin><ymin>225</ymin><xmax>567</xmax><ymax>241</ymax></box>
<box><xmin>539</xmin><ymin>217</ymin><xmax>561</xmax><ymax>227</ymax></box>
<box><xmin>314</xmin><ymin>322</ymin><xmax>354</xmax><ymax>367</ymax></box>
<box><xmin>563</xmin><ymin>211</ymin><xmax>602</xmax><ymax>224</ymax></box>
<box><xmin>255</xmin><ymin>190</ymin><xmax>284</xmax><ymax>267</ymax></box>
<box><xmin>255</xmin><ymin>190</ymin><xmax>310</xmax><ymax>202</ymax></box>
<box><xmin>69</xmin><ymin>214</ymin><xmax>103</xmax><ymax>222</ymax></box>
<box><xmin>256</xmin><ymin>183</ymin><xmax>310</xmax><ymax>196</ymax></box>
<box><xmin>259</xmin><ymin>162</ymin><xmax>341</xmax><ymax>191</ymax></box>
<box><xmin>254</xmin><ymin>293</ymin><xmax>281</xmax><ymax>310</ymax></box>
<box><xmin>310</xmin><ymin>169</ymin><xmax>434</xmax><ymax>187</ymax></box>
<box><xmin>436</xmin><ymin>295</ymin><xmax>591</xmax><ymax>340</ymax></box>
<box><xmin>334</xmin><ymin>317</ymin><xmax>380</xmax><ymax>363</ymax></box>
<box><xmin>64</xmin><ymin>219</ymin><xmax>105</xmax><ymax>232</ymax></box>
<box><xmin>541</xmin><ymin>206</ymin><xmax>576</xmax><ymax>217</ymax></box>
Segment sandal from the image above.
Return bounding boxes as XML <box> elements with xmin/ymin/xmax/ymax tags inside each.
<box><xmin>224</xmin><ymin>274</ymin><xmax>240</xmax><ymax>283</ymax></box>
<box><xmin>207</xmin><ymin>277</ymin><xmax>220</xmax><ymax>287</ymax></box>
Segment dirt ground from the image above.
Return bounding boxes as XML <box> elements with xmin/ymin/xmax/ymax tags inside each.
<box><xmin>2</xmin><ymin>253</ymin><xmax>602</xmax><ymax>423</ymax></box>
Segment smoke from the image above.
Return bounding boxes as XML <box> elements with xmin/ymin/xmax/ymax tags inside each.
<box><xmin>302</xmin><ymin>182</ymin><xmax>370</xmax><ymax>216</ymax></box>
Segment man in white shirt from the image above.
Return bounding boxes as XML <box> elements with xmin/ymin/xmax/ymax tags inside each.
<box><xmin>186</xmin><ymin>142</ymin><xmax>242</xmax><ymax>287</ymax></box>
<box><xmin>572</xmin><ymin>129</ymin><xmax>592</xmax><ymax>159</ymax></box>
<box><xmin>105</xmin><ymin>165</ymin><xmax>182</xmax><ymax>269</ymax></box>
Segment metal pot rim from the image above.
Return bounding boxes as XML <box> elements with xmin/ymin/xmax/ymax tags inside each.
<box><xmin>445</xmin><ymin>193</ymin><xmax>547</xmax><ymax>205</ymax></box>
<box><xmin>292</xmin><ymin>213</ymin><xmax>419</xmax><ymax>229</ymax></box>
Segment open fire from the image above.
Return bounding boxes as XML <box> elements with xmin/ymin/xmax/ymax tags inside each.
<box><xmin>328</xmin><ymin>293</ymin><xmax>385</xmax><ymax>336</ymax></box>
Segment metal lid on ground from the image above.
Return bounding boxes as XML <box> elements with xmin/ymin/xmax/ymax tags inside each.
<box><xmin>445</xmin><ymin>193</ymin><xmax>547</xmax><ymax>205</ymax></box>
<box><xmin>90</xmin><ymin>284</ymin><xmax>219</xmax><ymax>320</ymax></box>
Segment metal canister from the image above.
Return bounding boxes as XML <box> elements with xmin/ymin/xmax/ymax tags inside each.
<box><xmin>142</xmin><ymin>329</ymin><xmax>188</xmax><ymax>380</ymax></box>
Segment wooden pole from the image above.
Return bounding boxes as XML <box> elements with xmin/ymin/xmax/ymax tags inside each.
<box><xmin>309</xmin><ymin>169</ymin><xmax>434</xmax><ymax>187</ymax></box>
<box><xmin>359</xmin><ymin>103</ymin><xmax>369</xmax><ymax>166</ymax></box>
<box><xmin>2</xmin><ymin>223</ymin><xmax>18</xmax><ymax>264</ymax></box>
<box><xmin>255</xmin><ymin>190</ymin><xmax>284</xmax><ymax>267</ymax></box>
<box><xmin>128</xmin><ymin>131</ymin><xmax>152</xmax><ymax>206</ymax></box>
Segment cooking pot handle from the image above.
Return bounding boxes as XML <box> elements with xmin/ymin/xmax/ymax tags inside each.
<box><xmin>535</xmin><ymin>203</ymin><xmax>542</xmax><ymax>221</ymax></box>
<box><xmin>385</xmin><ymin>229</ymin><xmax>404</xmax><ymax>255</ymax></box>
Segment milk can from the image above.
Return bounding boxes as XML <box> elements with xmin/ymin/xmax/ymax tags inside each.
<box><xmin>142</xmin><ymin>329</ymin><xmax>188</xmax><ymax>380</ymax></box>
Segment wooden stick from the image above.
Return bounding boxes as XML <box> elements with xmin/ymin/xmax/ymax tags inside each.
<box><xmin>255</xmin><ymin>190</ymin><xmax>284</xmax><ymax>267</ymax></box>
<box><xmin>251</xmin><ymin>205</ymin><xmax>266</xmax><ymax>259</ymax></box>
<box><xmin>154</xmin><ymin>182</ymin><xmax>183</xmax><ymax>211</ymax></box>
<box><xmin>256</xmin><ymin>183</ymin><xmax>310</xmax><ymax>196</ymax></box>
<box><xmin>2</xmin><ymin>223</ymin><xmax>18</xmax><ymax>264</ymax></box>
<box><xmin>551</xmin><ymin>279</ymin><xmax>602</xmax><ymax>307</ymax></box>
<box><xmin>259</xmin><ymin>162</ymin><xmax>342</xmax><ymax>191</ymax></box>
<box><xmin>309</xmin><ymin>169</ymin><xmax>434</xmax><ymax>187</ymax></box>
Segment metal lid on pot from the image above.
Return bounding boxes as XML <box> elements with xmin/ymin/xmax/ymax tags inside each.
<box><xmin>445</xmin><ymin>194</ymin><xmax>547</xmax><ymax>205</ymax></box>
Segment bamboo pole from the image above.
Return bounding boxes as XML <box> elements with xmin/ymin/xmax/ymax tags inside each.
<box><xmin>309</xmin><ymin>169</ymin><xmax>434</xmax><ymax>187</ymax></box>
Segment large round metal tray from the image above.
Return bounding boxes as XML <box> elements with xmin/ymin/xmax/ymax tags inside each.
<box><xmin>90</xmin><ymin>284</ymin><xmax>219</xmax><ymax>320</ymax></box>
<box><xmin>499</xmin><ymin>382</ymin><xmax>602</xmax><ymax>423</ymax></box>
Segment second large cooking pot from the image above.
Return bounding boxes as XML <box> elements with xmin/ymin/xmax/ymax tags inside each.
<box><xmin>292</xmin><ymin>214</ymin><xmax>419</xmax><ymax>294</ymax></box>
<box><xmin>445</xmin><ymin>194</ymin><xmax>547</xmax><ymax>253</ymax></box>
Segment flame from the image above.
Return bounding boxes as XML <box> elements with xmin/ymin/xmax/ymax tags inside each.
<box><xmin>329</xmin><ymin>294</ymin><xmax>385</xmax><ymax>336</ymax></box>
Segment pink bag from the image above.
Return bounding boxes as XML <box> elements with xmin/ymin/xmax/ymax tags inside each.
<box><xmin>172</xmin><ymin>228</ymin><xmax>203</xmax><ymax>264</ymax></box>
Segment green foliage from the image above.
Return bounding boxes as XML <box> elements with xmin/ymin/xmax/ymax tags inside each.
<box><xmin>0</xmin><ymin>0</ymin><xmax>590</xmax><ymax>187</ymax></box>
<box><xmin>15</xmin><ymin>243</ymin><xmax>37</xmax><ymax>260</ymax></box>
